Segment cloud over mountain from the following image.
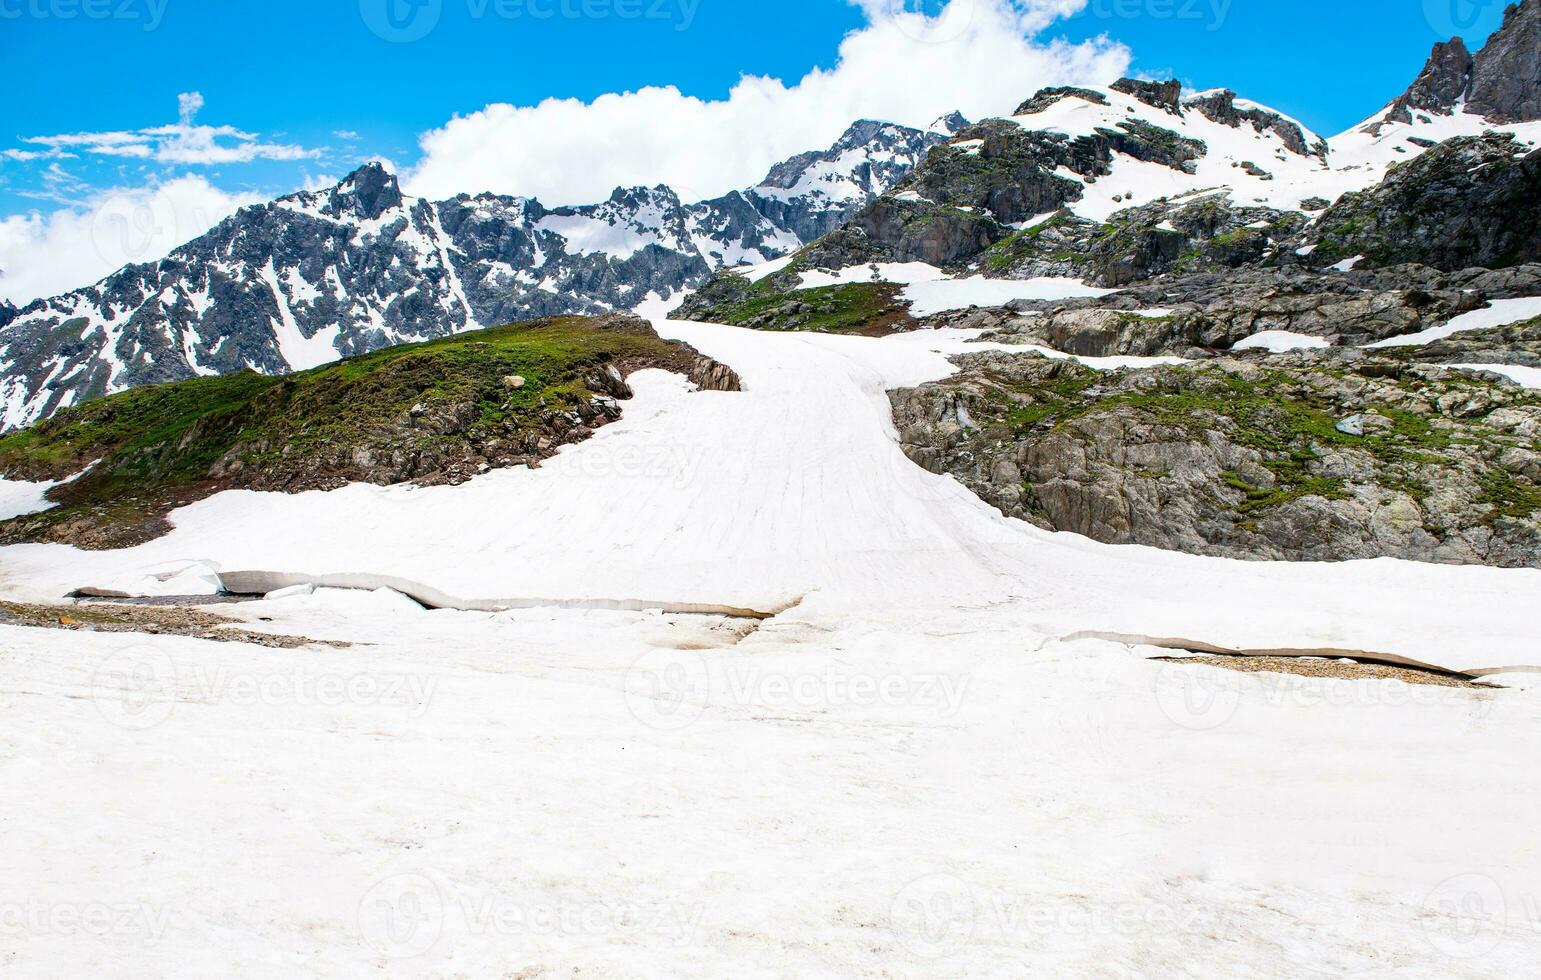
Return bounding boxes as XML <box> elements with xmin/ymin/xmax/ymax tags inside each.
<box><xmin>405</xmin><ymin>0</ymin><xmax>1130</xmax><ymax>203</ymax></box>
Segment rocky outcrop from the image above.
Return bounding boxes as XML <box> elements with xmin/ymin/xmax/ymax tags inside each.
<box><xmin>1110</xmin><ymin>78</ymin><xmax>1183</xmax><ymax>114</ymax></box>
<box><xmin>1382</xmin><ymin>39</ymin><xmax>1474</xmax><ymax>125</ymax></box>
<box><xmin>793</xmin><ymin>105</ymin><xmax>1208</xmax><ymax>270</ymax></box>
<box><xmin>982</xmin><ymin>194</ymin><xmax>1307</xmax><ymax>287</ymax></box>
<box><xmin>1371</xmin><ymin>0</ymin><xmax>1541</xmax><ymax>126</ymax></box>
<box><xmin>0</xmin><ymin>300</ymin><xmax>16</xmax><ymax>330</ymax></box>
<box><xmin>1398</xmin><ymin>315</ymin><xmax>1541</xmax><ymax>368</ymax></box>
<box><xmin>1014</xmin><ymin>87</ymin><xmax>1108</xmax><ymax>115</ymax></box>
<box><xmin>1184</xmin><ymin>89</ymin><xmax>1329</xmax><ymax>162</ymax></box>
<box><xmin>968</xmin><ymin>264</ymin><xmax>1541</xmax><ymax>353</ymax></box>
<box><xmin>891</xmin><ymin>351</ymin><xmax>1541</xmax><ymax>566</ymax></box>
<box><xmin>1467</xmin><ymin>0</ymin><xmax>1541</xmax><ymax>122</ymax></box>
<box><xmin>1309</xmin><ymin>133</ymin><xmax>1541</xmax><ymax>271</ymax></box>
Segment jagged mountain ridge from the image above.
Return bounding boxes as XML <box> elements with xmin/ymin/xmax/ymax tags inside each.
<box><xmin>0</xmin><ymin>117</ymin><xmax>963</xmax><ymax>431</ymax></box>
<box><xmin>1375</xmin><ymin>0</ymin><xmax>1541</xmax><ymax>126</ymax></box>
<box><xmin>696</xmin><ymin>2</ymin><xmax>1541</xmax><ymax>298</ymax></box>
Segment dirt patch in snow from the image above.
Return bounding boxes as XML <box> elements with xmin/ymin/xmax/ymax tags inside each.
<box><xmin>0</xmin><ymin>600</ymin><xmax>346</xmax><ymax>649</ymax></box>
<box><xmin>1155</xmin><ymin>653</ymin><xmax>1490</xmax><ymax>689</ymax></box>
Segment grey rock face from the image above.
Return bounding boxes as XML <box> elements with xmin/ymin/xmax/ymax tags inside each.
<box><xmin>1110</xmin><ymin>78</ymin><xmax>1183</xmax><ymax>114</ymax></box>
<box><xmin>1309</xmin><ymin>133</ymin><xmax>1541</xmax><ymax>271</ymax></box>
<box><xmin>1014</xmin><ymin>87</ymin><xmax>1108</xmax><ymax>115</ymax></box>
<box><xmin>1467</xmin><ymin>0</ymin><xmax>1541</xmax><ymax>122</ymax></box>
<box><xmin>795</xmin><ymin>97</ymin><xmax>1211</xmax><ymax>270</ymax></box>
<box><xmin>968</xmin><ymin>263</ymin><xmax>1541</xmax><ymax>353</ymax></box>
<box><xmin>1372</xmin><ymin>0</ymin><xmax>1541</xmax><ymax>126</ymax></box>
<box><xmin>1383</xmin><ymin>39</ymin><xmax>1474</xmax><ymax>125</ymax></box>
<box><xmin>891</xmin><ymin>351</ymin><xmax>1541</xmax><ymax>566</ymax></box>
<box><xmin>982</xmin><ymin>194</ymin><xmax>1307</xmax><ymax>288</ymax></box>
<box><xmin>0</xmin><ymin>121</ymin><xmax>946</xmax><ymax>431</ymax></box>
<box><xmin>1184</xmin><ymin>89</ymin><xmax>1329</xmax><ymax>162</ymax></box>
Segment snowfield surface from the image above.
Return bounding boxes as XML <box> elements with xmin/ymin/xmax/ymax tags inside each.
<box><xmin>1232</xmin><ymin>330</ymin><xmax>1332</xmax><ymax>353</ymax></box>
<box><xmin>3</xmin><ymin>320</ymin><xmax>1540</xmax><ymax>976</ymax></box>
<box><xmin>1367</xmin><ymin>297</ymin><xmax>1541</xmax><ymax>349</ymax></box>
<box><xmin>1451</xmin><ymin>363</ymin><xmax>1541</xmax><ymax>390</ymax></box>
<box><xmin>0</xmin><ymin>474</ymin><xmax>59</xmax><ymax>522</ymax></box>
<box><xmin>900</xmin><ymin>276</ymin><xmax>1111</xmax><ymax>316</ymax></box>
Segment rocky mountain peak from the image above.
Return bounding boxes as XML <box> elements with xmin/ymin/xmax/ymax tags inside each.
<box><xmin>1110</xmin><ymin>77</ymin><xmax>1184</xmax><ymax>115</ymax></box>
<box><xmin>929</xmin><ymin>111</ymin><xmax>971</xmax><ymax>135</ymax></box>
<box><xmin>1374</xmin><ymin>0</ymin><xmax>1541</xmax><ymax>127</ymax></box>
<box><xmin>0</xmin><ymin>298</ymin><xmax>16</xmax><ymax>330</ymax></box>
<box><xmin>1468</xmin><ymin>0</ymin><xmax>1541</xmax><ymax>122</ymax></box>
<box><xmin>328</xmin><ymin>162</ymin><xmax>405</xmax><ymax>221</ymax></box>
<box><xmin>1382</xmin><ymin>39</ymin><xmax>1474</xmax><ymax>125</ymax></box>
<box><xmin>1015</xmin><ymin>87</ymin><xmax>1109</xmax><ymax>116</ymax></box>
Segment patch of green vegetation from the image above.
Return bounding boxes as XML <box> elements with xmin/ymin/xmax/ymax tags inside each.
<box><xmin>0</xmin><ymin>316</ymin><xmax>692</xmax><ymax>546</ymax></box>
<box><xmin>1478</xmin><ymin>470</ymin><xmax>1541</xmax><ymax>525</ymax></box>
<box><xmin>986</xmin><ymin>362</ymin><xmax>1496</xmax><ymax>517</ymax></box>
<box><xmin>684</xmin><ymin>281</ymin><xmax>911</xmax><ymax>335</ymax></box>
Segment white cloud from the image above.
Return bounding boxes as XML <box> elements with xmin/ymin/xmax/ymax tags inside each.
<box><xmin>10</xmin><ymin>92</ymin><xmax>321</xmax><ymax>167</ymax></box>
<box><xmin>405</xmin><ymin>0</ymin><xmax>1130</xmax><ymax>204</ymax></box>
<box><xmin>0</xmin><ymin>176</ymin><xmax>263</xmax><ymax>305</ymax></box>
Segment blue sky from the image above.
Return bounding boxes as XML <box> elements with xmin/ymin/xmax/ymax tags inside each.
<box><xmin>0</xmin><ymin>0</ymin><xmax>1518</xmax><ymax>301</ymax></box>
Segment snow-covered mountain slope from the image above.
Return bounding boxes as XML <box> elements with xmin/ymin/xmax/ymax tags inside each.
<box><xmin>0</xmin><ymin>120</ymin><xmax>954</xmax><ymax>432</ymax></box>
<box><xmin>7</xmin><ymin>317</ymin><xmax>1541</xmax><ymax>675</ymax></box>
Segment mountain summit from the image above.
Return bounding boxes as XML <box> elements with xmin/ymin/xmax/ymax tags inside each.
<box><xmin>1379</xmin><ymin>0</ymin><xmax>1541</xmax><ymax>125</ymax></box>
